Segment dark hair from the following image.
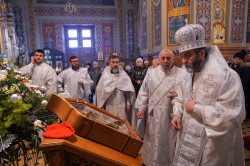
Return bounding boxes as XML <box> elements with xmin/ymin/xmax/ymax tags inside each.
<box><xmin>109</xmin><ymin>55</ymin><xmax>119</xmax><ymax>61</ymax></box>
<box><xmin>233</xmin><ymin>50</ymin><xmax>247</xmax><ymax>61</ymax></box>
<box><xmin>195</xmin><ymin>47</ymin><xmax>208</xmax><ymax>58</ymax></box>
<box><xmin>34</xmin><ymin>49</ymin><xmax>45</xmax><ymax>56</ymax></box>
<box><xmin>70</xmin><ymin>56</ymin><xmax>78</xmax><ymax>62</ymax></box>
<box><xmin>86</xmin><ymin>63</ymin><xmax>91</xmax><ymax>67</ymax></box>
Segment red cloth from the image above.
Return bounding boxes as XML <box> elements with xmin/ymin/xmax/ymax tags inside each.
<box><xmin>243</xmin><ymin>136</ymin><xmax>250</xmax><ymax>150</ymax></box>
<box><xmin>43</xmin><ymin>122</ymin><xmax>75</xmax><ymax>138</ymax></box>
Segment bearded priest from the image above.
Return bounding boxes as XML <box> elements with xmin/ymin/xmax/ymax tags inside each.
<box><xmin>57</xmin><ymin>56</ymin><xmax>93</xmax><ymax>101</ymax></box>
<box><xmin>95</xmin><ymin>55</ymin><xmax>137</xmax><ymax>128</ymax></box>
<box><xmin>171</xmin><ymin>24</ymin><xmax>245</xmax><ymax>166</ymax></box>
<box><xmin>135</xmin><ymin>49</ymin><xmax>184</xmax><ymax>166</ymax></box>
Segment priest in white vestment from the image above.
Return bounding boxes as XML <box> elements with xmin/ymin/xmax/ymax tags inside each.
<box><xmin>57</xmin><ymin>56</ymin><xmax>93</xmax><ymax>101</ymax></box>
<box><xmin>135</xmin><ymin>49</ymin><xmax>184</xmax><ymax>166</ymax></box>
<box><xmin>19</xmin><ymin>49</ymin><xmax>57</xmax><ymax>95</ymax></box>
<box><xmin>95</xmin><ymin>55</ymin><xmax>136</xmax><ymax>128</ymax></box>
<box><xmin>171</xmin><ymin>24</ymin><xmax>245</xmax><ymax>166</ymax></box>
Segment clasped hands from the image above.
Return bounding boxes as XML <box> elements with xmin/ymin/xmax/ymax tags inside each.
<box><xmin>171</xmin><ymin>98</ymin><xmax>196</xmax><ymax>130</ymax></box>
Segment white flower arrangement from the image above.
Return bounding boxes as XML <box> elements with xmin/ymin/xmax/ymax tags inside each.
<box><xmin>34</xmin><ymin>120</ymin><xmax>43</xmax><ymax>128</ymax></box>
<box><xmin>0</xmin><ymin>74</ymin><xmax>7</xmax><ymax>81</ymax></box>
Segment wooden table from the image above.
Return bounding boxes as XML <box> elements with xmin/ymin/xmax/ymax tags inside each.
<box><xmin>39</xmin><ymin>134</ymin><xmax>142</xmax><ymax>166</ymax></box>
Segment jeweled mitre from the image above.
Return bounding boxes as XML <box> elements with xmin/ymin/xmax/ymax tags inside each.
<box><xmin>175</xmin><ymin>24</ymin><xmax>206</xmax><ymax>53</ymax></box>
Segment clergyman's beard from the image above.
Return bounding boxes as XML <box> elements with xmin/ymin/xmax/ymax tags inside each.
<box><xmin>72</xmin><ymin>65</ymin><xmax>79</xmax><ymax>71</ymax></box>
<box><xmin>111</xmin><ymin>66</ymin><xmax>119</xmax><ymax>74</ymax></box>
<box><xmin>162</xmin><ymin>64</ymin><xmax>171</xmax><ymax>73</ymax></box>
<box><xmin>185</xmin><ymin>54</ymin><xmax>202</xmax><ymax>73</ymax></box>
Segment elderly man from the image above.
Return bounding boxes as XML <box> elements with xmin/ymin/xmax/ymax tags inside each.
<box><xmin>89</xmin><ymin>61</ymin><xmax>100</xmax><ymax>103</ymax></box>
<box><xmin>19</xmin><ymin>49</ymin><xmax>57</xmax><ymax>95</ymax></box>
<box><xmin>57</xmin><ymin>56</ymin><xmax>93</xmax><ymax>101</ymax></box>
<box><xmin>171</xmin><ymin>24</ymin><xmax>245</xmax><ymax>166</ymax></box>
<box><xmin>135</xmin><ymin>49</ymin><xmax>184</xmax><ymax>166</ymax></box>
<box><xmin>95</xmin><ymin>55</ymin><xmax>136</xmax><ymax>127</ymax></box>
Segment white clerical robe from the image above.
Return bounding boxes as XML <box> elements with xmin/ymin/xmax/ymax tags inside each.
<box><xmin>172</xmin><ymin>45</ymin><xmax>245</xmax><ymax>166</ymax></box>
<box><xmin>135</xmin><ymin>66</ymin><xmax>184</xmax><ymax>166</ymax></box>
<box><xmin>19</xmin><ymin>62</ymin><xmax>57</xmax><ymax>95</ymax></box>
<box><xmin>57</xmin><ymin>67</ymin><xmax>93</xmax><ymax>101</ymax></box>
<box><xmin>95</xmin><ymin>66</ymin><xmax>136</xmax><ymax>128</ymax></box>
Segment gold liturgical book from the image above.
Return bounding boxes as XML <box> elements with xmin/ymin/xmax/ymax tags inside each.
<box><xmin>39</xmin><ymin>94</ymin><xmax>142</xmax><ymax>166</ymax></box>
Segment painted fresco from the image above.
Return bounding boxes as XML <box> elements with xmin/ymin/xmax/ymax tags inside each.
<box><xmin>102</xmin><ymin>23</ymin><xmax>113</xmax><ymax>56</ymax></box>
<box><xmin>169</xmin><ymin>15</ymin><xmax>187</xmax><ymax>44</ymax></box>
<box><xmin>42</xmin><ymin>23</ymin><xmax>56</xmax><ymax>49</ymax></box>
<box><xmin>212</xmin><ymin>0</ymin><xmax>226</xmax><ymax>44</ymax></box>
<box><xmin>167</xmin><ymin>0</ymin><xmax>190</xmax><ymax>46</ymax></box>
<box><xmin>36</xmin><ymin>0</ymin><xmax>115</xmax><ymax>6</ymax></box>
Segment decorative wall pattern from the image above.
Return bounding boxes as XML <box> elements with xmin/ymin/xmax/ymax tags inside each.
<box><xmin>167</xmin><ymin>0</ymin><xmax>190</xmax><ymax>46</ymax></box>
<box><xmin>153</xmin><ymin>0</ymin><xmax>161</xmax><ymax>47</ymax></box>
<box><xmin>37</xmin><ymin>18</ymin><xmax>118</xmax><ymax>58</ymax></box>
<box><xmin>128</xmin><ymin>0</ymin><xmax>133</xmax><ymax>4</ymax></box>
<box><xmin>34</xmin><ymin>7</ymin><xmax>118</xmax><ymax>17</ymax></box>
<box><xmin>27</xmin><ymin>0</ymin><xmax>124</xmax><ymax>55</ymax></box>
<box><xmin>36</xmin><ymin>0</ymin><xmax>115</xmax><ymax>6</ymax></box>
<box><xmin>102</xmin><ymin>23</ymin><xmax>114</xmax><ymax>56</ymax></box>
<box><xmin>196</xmin><ymin>0</ymin><xmax>211</xmax><ymax>43</ymax></box>
<box><xmin>127</xmin><ymin>9</ymin><xmax>135</xmax><ymax>57</ymax></box>
<box><xmin>13</xmin><ymin>6</ymin><xmax>24</xmax><ymax>47</ymax></box>
<box><xmin>231</xmin><ymin>0</ymin><xmax>246</xmax><ymax>43</ymax></box>
<box><xmin>142</xmin><ymin>0</ymin><xmax>147</xmax><ymax>50</ymax></box>
<box><xmin>246</xmin><ymin>0</ymin><xmax>250</xmax><ymax>43</ymax></box>
<box><xmin>212</xmin><ymin>0</ymin><xmax>226</xmax><ymax>44</ymax></box>
<box><xmin>213</xmin><ymin>0</ymin><xmax>225</xmax><ymax>25</ymax></box>
<box><xmin>42</xmin><ymin>23</ymin><xmax>56</xmax><ymax>49</ymax></box>
<box><xmin>27</xmin><ymin>0</ymin><xmax>36</xmax><ymax>51</ymax></box>
<box><xmin>117</xmin><ymin>0</ymin><xmax>126</xmax><ymax>56</ymax></box>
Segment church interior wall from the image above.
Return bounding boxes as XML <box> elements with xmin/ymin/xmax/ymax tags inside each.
<box><xmin>137</xmin><ymin>0</ymin><xmax>250</xmax><ymax>67</ymax></box>
<box><xmin>1</xmin><ymin>0</ymin><xmax>250</xmax><ymax>66</ymax></box>
<box><xmin>1</xmin><ymin>0</ymin><xmax>138</xmax><ymax>66</ymax></box>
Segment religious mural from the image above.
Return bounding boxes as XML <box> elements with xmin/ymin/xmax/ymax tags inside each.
<box><xmin>212</xmin><ymin>0</ymin><xmax>226</xmax><ymax>44</ymax></box>
<box><xmin>36</xmin><ymin>0</ymin><xmax>115</xmax><ymax>6</ymax></box>
<box><xmin>42</xmin><ymin>23</ymin><xmax>56</xmax><ymax>50</ymax></box>
<box><xmin>167</xmin><ymin>0</ymin><xmax>190</xmax><ymax>46</ymax></box>
<box><xmin>102</xmin><ymin>23</ymin><xmax>113</xmax><ymax>56</ymax></box>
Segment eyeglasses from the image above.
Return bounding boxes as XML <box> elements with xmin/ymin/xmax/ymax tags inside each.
<box><xmin>71</xmin><ymin>60</ymin><xmax>79</xmax><ymax>63</ymax></box>
<box><xmin>181</xmin><ymin>51</ymin><xmax>195</xmax><ymax>60</ymax></box>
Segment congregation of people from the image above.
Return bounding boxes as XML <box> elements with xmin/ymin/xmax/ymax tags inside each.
<box><xmin>19</xmin><ymin>24</ymin><xmax>249</xmax><ymax>165</ymax></box>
